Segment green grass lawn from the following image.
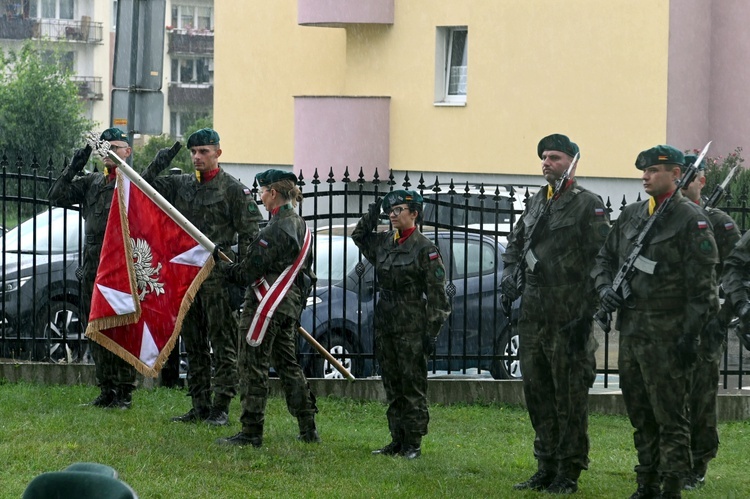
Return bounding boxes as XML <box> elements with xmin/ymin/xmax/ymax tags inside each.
<box><xmin>1</xmin><ymin>382</ymin><xmax>749</xmax><ymax>498</ymax></box>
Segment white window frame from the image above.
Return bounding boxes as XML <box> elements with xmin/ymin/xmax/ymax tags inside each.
<box><xmin>434</xmin><ymin>26</ymin><xmax>468</xmax><ymax>106</ymax></box>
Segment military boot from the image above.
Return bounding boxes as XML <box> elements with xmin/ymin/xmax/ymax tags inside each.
<box><xmin>87</xmin><ymin>388</ymin><xmax>117</xmax><ymax>408</ymax></box>
<box><xmin>628</xmin><ymin>484</ymin><xmax>661</xmax><ymax>499</ymax></box>
<box><xmin>372</xmin><ymin>441</ymin><xmax>402</xmax><ymax>456</ymax></box>
<box><xmin>171</xmin><ymin>406</ymin><xmax>210</xmax><ymax>423</ymax></box>
<box><xmin>206</xmin><ymin>395</ymin><xmax>231</xmax><ymax>426</ymax></box>
<box><xmin>513</xmin><ymin>470</ymin><xmax>556</xmax><ymax>491</ymax></box>
<box><xmin>216</xmin><ymin>432</ymin><xmax>263</xmax><ymax>448</ymax></box>
<box><xmin>111</xmin><ymin>386</ymin><xmax>133</xmax><ymax>410</ymax></box>
<box><xmin>399</xmin><ymin>434</ymin><xmax>421</xmax><ymax>459</ymax></box>
<box><xmin>297</xmin><ymin>416</ymin><xmax>321</xmax><ymax>443</ymax></box>
<box><xmin>544</xmin><ymin>476</ymin><xmax>578</xmax><ymax>494</ymax></box>
<box><xmin>661</xmin><ymin>475</ymin><xmax>683</xmax><ymax>499</ymax></box>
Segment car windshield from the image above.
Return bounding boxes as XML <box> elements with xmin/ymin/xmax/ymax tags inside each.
<box><xmin>313</xmin><ymin>234</ymin><xmax>360</xmax><ymax>283</ymax></box>
<box><xmin>0</xmin><ymin>208</ymin><xmax>81</xmax><ymax>254</ymax></box>
<box><xmin>422</xmin><ymin>194</ymin><xmax>515</xmax><ymax>226</ymax></box>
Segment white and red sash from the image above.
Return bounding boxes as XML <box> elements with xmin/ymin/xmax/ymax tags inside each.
<box><xmin>246</xmin><ymin>226</ymin><xmax>312</xmax><ymax>346</ymax></box>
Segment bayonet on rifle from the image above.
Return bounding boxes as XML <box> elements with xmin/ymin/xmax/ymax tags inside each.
<box><xmin>705</xmin><ymin>165</ymin><xmax>739</xmax><ymax>209</ymax></box>
<box><xmin>593</xmin><ymin>141</ymin><xmax>711</xmax><ymax>333</ymax></box>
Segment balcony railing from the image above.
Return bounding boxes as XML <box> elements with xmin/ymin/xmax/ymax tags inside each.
<box><xmin>168</xmin><ymin>83</ymin><xmax>213</xmax><ymax>107</ymax></box>
<box><xmin>70</xmin><ymin>76</ymin><xmax>103</xmax><ymax>101</ymax></box>
<box><xmin>168</xmin><ymin>30</ymin><xmax>214</xmax><ymax>55</ymax></box>
<box><xmin>33</xmin><ymin>18</ymin><xmax>104</xmax><ymax>44</ymax></box>
<box><xmin>0</xmin><ymin>17</ymin><xmax>36</xmax><ymax>40</ymax></box>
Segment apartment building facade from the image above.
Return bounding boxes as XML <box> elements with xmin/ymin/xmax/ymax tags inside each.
<box><xmin>213</xmin><ymin>0</ymin><xmax>750</xmax><ymax>202</ymax></box>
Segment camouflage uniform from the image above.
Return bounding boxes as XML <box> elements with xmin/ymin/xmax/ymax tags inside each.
<box><xmin>143</xmin><ymin>166</ymin><xmax>261</xmax><ymax>415</ymax></box>
<box><xmin>687</xmin><ymin>205</ymin><xmax>739</xmax><ymax>480</ymax></box>
<box><xmin>502</xmin><ymin>180</ymin><xmax>609</xmax><ymax>481</ymax></box>
<box><xmin>48</xmin><ymin>169</ymin><xmax>137</xmax><ymax>399</ymax></box>
<box><xmin>592</xmin><ymin>191</ymin><xmax>718</xmax><ymax>492</ymax></box>
<box><xmin>352</xmin><ymin>208</ymin><xmax>451</xmax><ymax>450</ymax></box>
<box><xmin>220</xmin><ymin>205</ymin><xmax>318</xmax><ymax>439</ymax></box>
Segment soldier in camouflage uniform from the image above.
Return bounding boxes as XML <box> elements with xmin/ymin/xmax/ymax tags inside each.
<box><xmin>215</xmin><ymin>169</ymin><xmax>319</xmax><ymax>448</ymax></box>
<box><xmin>48</xmin><ymin>128</ymin><xmax>149</xmax><ymax>409</ymax></box>
<box><xmin>680</xmin><ymin>153</ymin><xmax>741</xmax><ymax>490</ymax></box>
<box><xmin>501</xmin><ymin>134</ymin><xmax>610</xmax><ymax>494</ymax></box>
<box><xmin>593</xmin><ymin>145</ymin><xmax>719</xmax><ymax>499</ymax></box>
<box><xmin>352</xmin><ymin>189</ymin><xmax>451</xmax><ymax>460</ymax></box>
<box><xmin>142</xmin><ymin>128</ymin><xmax>262</xmax><ymax>426</ymax></box>
<box><xmin>722</xmin><ymin>231</ymin><xmax>750</xmax><ymax>351</ymax></box>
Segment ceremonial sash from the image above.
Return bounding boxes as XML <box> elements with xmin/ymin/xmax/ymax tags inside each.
<box><xmin>246</xmin><ymin>226</ymin><xmax>312</xmax><ymax>346</ymax></box>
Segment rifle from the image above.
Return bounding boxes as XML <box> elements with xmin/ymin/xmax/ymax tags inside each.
<box><xmin>593</xmin><ymin>141</ymin><xmax>711</xmax><ymax>333</ymax></box>
<box><xmin>506</xmin><ymin>152</ymin><xmax>579</xmax><ymax>300</ymax></box>
<box><xmin>705</xmin><ymin>165</ymin><xmax>739</xmax><ymax>209</ymax></box>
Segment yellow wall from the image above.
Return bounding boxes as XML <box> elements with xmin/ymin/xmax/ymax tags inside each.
<box><xmin>216</xmin><ymin>0</ymin><xmax>670</xmax><ymax>179</ymax></box>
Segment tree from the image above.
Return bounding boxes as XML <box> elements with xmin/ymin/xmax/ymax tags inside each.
<box><xmin>0</xmin><ymin>41</ymin><xmax>93</xmax><ymax>163</ymax></box>
<box><xmin>131</xmin><ymin>116</ymin><xmax>213</xmax><ymax>174</ymax></box>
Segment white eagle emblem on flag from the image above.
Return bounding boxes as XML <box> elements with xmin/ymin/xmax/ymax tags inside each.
<box><xmin>131</xmin><ymin>237</ymin><xmax>164</xmax><ymax>300</ymax></box>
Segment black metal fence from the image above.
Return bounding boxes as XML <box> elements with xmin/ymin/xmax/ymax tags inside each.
<box><xmin>2</xmin><ymin>159</ymin><xmax>749</xmax><ymax>389</ymax></box>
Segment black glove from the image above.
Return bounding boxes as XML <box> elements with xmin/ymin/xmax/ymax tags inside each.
<box><xmin>676</xmin><ymin>334</ymin><xmax>699</xmax><ymax>369</ymax></box>
<box><xmin>63</xmin><ymin>145</ymin><xmax>92</xmax><ymax>180</ymax></box>
<box><xmin>598</xmin><ymin>285</ymin><xmax>624</xmax><ymax>313</ymax></box>
<box><xmin>367</xmin><ymin>197</ymin><xmax>382</xmax><ymax>224</ymax></box>
<box><xmin>212</xmin><ymin>244</ymin><xmax>225</xmax><ymax>263</ymax></box>
<box><xmin>423</xmin><ymin>334</ymin><xmax>437</xmax><ymax>356</ymax></box>
<box><xmin>148</xmin><ymin>142</ymin><xmax>182</xmax><ymax>175</ymax></box>
<box><xmin>501</xmin><ymin>274</ymin><xmax>521</xmax><ymax>302</ymax></box>
<box><xmin>735</xmin><ymin>300</ymin><xmax>750</xmax><ymax>351</ymax></box>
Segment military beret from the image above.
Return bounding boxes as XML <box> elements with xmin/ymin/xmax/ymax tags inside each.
<box><xmin>635</xmin><ymin>145</ymin><xmax>685</xmax><ymax>170</ymax></box>
<box><xmin>187</xmin><ymin>128</ymin><xmax>220</xmax><ymax>148</ymax></box>
<box><xmin>683</xmin><ymin>153</ymin><xmax>705</xmax><ymax>171</ymax></box>
<box><xmin>382</xmin><ymin>189</ymin><xmax>423</xmax><ymax>212</ymax></box>
<box><xmin>256</xmin><ymin>168</ymin><xmax>297</xmax><ymax>187</ymax></box>
<box><xmin>537</xmin><ymin>133</ymin><xmax>580</xmax><ymax>159</ymax></box>
<box><xmin>100</xmin><ymin>127</ymin><xmax>129</xmax><ymax>145</ymax></box>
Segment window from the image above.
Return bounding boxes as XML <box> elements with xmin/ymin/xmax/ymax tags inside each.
<box><xmin>171</xmin><ymin>57</ymin><xmax>212</xmax><ymax>84</ymax></box>
<box><xmin>171</xmin><ymin>4</ymin><xmax>213</xmax><ymax>30</ymax></box>
<box><xmin>450</xmin><ymin>239</ymin><xmax>496</xmax><ymax>279</ymax></box>
<box><xmin>435</xmin><ymin>26</ymin><xmax>468</xmax><ymax>105</ymax></box>
<box><xmin>36</xmin><ymin>0</ymin><xmax>73</xmax><ymax>19</ymax></box>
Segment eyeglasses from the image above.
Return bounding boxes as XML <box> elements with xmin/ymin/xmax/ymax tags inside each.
<box><xmin>109</xmin><ymin>144</ymin><xmax>127</xmax><ymax>152</ymax></box>
<box><xmin>387</xmin><ymin>206</ymin><xmax>406</xmax><ymax>216</ymax></box>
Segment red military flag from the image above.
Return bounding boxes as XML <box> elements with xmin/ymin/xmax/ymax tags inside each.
<box><xmin>85</xmin><ymin>170</ymin><xmax>214</xmax><ymax>377</ymax></box>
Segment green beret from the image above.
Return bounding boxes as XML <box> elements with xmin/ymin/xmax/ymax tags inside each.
<box><xmin>382</xmin><ymin>189</ymin><xmax>423</xmax><ymax>212</ymax></box>
<box><xmin>684</xmin><ymin>153</ymin><xmax>705</xmax><ymax>171</ymax></box>
<box><xmin>635</xmin><ymin>145</ymin><xmax>685</xmax><ymax>170</ymax></box>
<box><xmin>537</xmin><ymin>133</ymin><xmax>580</xmax><ymax>159</ymax></box>
<box><xmin>256</xmin><ymin>168</ymin><xmax>297</xmax><ymax>187</ymax></box>
<box><xmin>100</xmin><ymin>127</ymin><xmax>129</xmax><ymax>145</ymax></box>
<box><xmin>187</xmin><ymin>128</ymin><xmax>220</xmax><ymax>148</ymax></box>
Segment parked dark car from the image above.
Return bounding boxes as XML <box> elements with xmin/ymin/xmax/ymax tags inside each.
<box><xmin>0</xmin><ymin>207</ymin><xmax>87</xmax><ymax>362</ymax></box>
<box><xmin>299</xmin><ymin>227</ymin><xmax>521</xmax><ymax>379</ymax></box>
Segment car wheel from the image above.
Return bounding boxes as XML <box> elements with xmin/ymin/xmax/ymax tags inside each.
<box><xmin>490</xmin><ymin>325</ymin><xmax>522</xmax><ymax>380</ymax></box>
<box><xmin>36</xmin><ymin>300</ymin><xmax>85</xmax><ymax>363</ymax></box>
<box><xmin>310</xmin><ymin>332</ymin><xmax>358</xmax><ymax>379</ymax></box>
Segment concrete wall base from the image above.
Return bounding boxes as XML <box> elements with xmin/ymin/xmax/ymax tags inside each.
<box><xmin>1</xmin><ymin>362</ymin><xmax>748</xmax><ymax>421</ymax></box>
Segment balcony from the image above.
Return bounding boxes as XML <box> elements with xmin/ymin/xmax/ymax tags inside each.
<box><xmin>0</xmin><ymin>17</ymin><xmax>36</xmax><ymax>40</ymax></box>
<box><xmin>168</xmin><ymin>83</ymin><xmax>213</xmax><ymax>107</ymax></box>
<box><xmin>294</xmin><ymin>96</ymin><xmax>390</xmax><ymax>179</ymax></box>
<box><xmin>33</xmin><ymin>17</ymin><xmax>103</xmax><ymax>44</ymax></box>
<box><xmin>71</xmin><ymin>76</ymin><xmax>103</xmax><ymax>101</ymax></box>
<box><xmin>298</xmin><ymin>0</ymin><xmax>394</xmax><ymax>27</ymax></box>
<box><xmin>168</xmin><ymin>29</ymin><xmax>214</xmax><ymax>55</ymax></box>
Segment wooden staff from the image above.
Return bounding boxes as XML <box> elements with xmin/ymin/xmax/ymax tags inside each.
<box><xmin>298</xmin><ymin>326</ymin><xmax>355</xmax><ymax>382</ymax></box>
